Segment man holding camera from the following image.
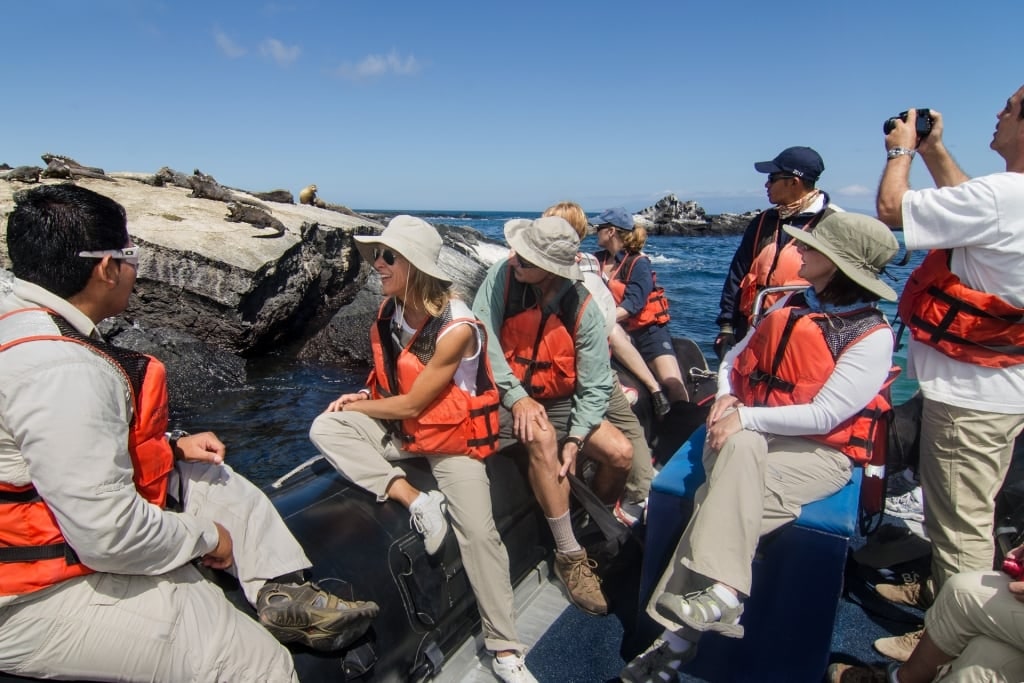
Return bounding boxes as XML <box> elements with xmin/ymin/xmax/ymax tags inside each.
<box><xmin>872</xmin><ymin>86</ymin><xmax>1024</xmax><ymax>662</ymax></box>
<box><xmin>713</xmin><ymin>146</ymin><xmax>839</xmax><ymax>359</ymax></box>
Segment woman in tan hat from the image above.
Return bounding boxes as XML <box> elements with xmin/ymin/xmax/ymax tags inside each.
<box><xmin>623</xmin><ymin>212</ymin><xmax>900</xmax><ymax>682</ymax></box>
<box><xmin>309</xmin><ymin>215</ymin><xmax>536</xmax><ymax>683</ymax></box>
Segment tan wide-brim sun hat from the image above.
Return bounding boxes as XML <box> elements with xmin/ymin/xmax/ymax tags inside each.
<box><xmin>783</xmin><ymin>212</ymin><xmax>899</xmax><ymax>301</ymax></box>
<box><xmin>504</xmin><ymin>216</ymin><xmax>583</xmax><ymax>281</ymax></box>
<box><xmin>354</xmin><ymin>215</ymin><xmax>452</xmax><ymax>284</ymax></box>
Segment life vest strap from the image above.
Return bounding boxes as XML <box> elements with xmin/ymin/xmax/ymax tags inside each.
<box><xmin>0</xmin><ymin>487</ymin><xmax>42</xmax><ymax>504</ymax></box>
<box><xmin>0</xmin><ymin>542</ymin><xmax>81</xmax><ymax>565</ymax></box>
<box><xmin>747</xmin><ymin>369</ymin><xmax>795</xmax><ymax>394</ymax></box>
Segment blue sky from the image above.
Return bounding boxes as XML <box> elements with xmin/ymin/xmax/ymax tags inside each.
<box><xmin>4</xmin><ymin>1</ymin><xmax>1022</xmax><ymax>213</ymax></box>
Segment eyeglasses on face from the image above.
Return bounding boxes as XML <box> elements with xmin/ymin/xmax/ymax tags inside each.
<box><xmin>77</xmin><ymin>246</ymin><xmax>141</xmax><ymax>266</ymax></box>
<box><xmin>514</xmin><ymin>252</ymin><xmax>538</xmax><ymax>269</ymax></box>
<box><xmin>372</xmin><ymin>248</ymin><xmax>397</xmax><ymax>265</ymax></box>
<box><xmin>767</xmin><ymin>174</ymin><xmax>796</xmax><ymax>184</ymax></box>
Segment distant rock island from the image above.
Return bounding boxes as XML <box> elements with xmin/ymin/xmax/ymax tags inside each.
<box><xmin>636</xmin><ymin>194</ymin><xmax>756</xmax><ymax>236</ymax></box>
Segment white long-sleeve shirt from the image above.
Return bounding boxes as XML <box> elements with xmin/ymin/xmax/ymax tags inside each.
<box><xmin>718</xmin><ymin>294</ymin><xmax>894</xmax><ymax>437</ymax></box>
<box><xmin>0</xmin><ymin>279</ymin><xmax>218</xmax><ymax>607</ymax></box>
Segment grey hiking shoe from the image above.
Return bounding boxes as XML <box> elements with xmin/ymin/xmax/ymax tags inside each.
<box><xmin>257</xmin><ymin>581</ymin><xmax>379</xmax><ymax>651</ymax></box>
<box><xmin>409</xmin><ymin>490</ymin><xmax>449</xmax><ymax>555</ymax></box>
<box><xmin>554</xmin><ymin>549</ymin><xmax>608</xmax><ymax>615</ymax></box>
<box><xmin>874</xmin><ymin>628</ymin><xmax>923</xmax><ymax>662</ymax></box>
<box><xmin>620</xmin><ymin>638</ymin><xmax>697</xmax><ymax>683</ymax></box>
<box><xmin>655</xmin><ymin>586</ymin><xmax>744</xmax><ymax>637</ymax></box>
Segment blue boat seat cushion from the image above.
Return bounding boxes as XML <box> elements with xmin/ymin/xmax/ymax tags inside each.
<box><xmin>651</xmin><ymin>426</ymin><xmax>862</xmax><ymax>537</ymax></box>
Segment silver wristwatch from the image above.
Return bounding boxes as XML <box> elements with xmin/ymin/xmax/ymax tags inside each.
<box><xmin>887</xmin><ymin>147</ymin><xmax>916</xmax><ymax>160</ymax></box>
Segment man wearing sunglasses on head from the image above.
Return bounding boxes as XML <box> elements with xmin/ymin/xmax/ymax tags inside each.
<box><xmin>0</xmin><ymin>184</ymin><xmax>379</xmax><ymax>682</ymax></box>
<box><xmin>714</xmin><ymin>146</ymin><xmax>840</xmax><ymax>359</ymax></box>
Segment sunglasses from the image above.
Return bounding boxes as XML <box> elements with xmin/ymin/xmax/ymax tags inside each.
<box><xmin>77</xmin><ymin>246</ymin><xmax>141</xmax><ymax>266</ymax></box>
<box><xmin>767</xmin><ymin>174</ymin><xmax>796</xmax><ymax>184</ymax></box>
<box><xmin>372</xmin><ymin>248</ymin><xmax>397</xmax><ymax>266</ymax></box>
<box><xmin>514</xmin><ymin>252</ymin><xmax>538</xmax><ymax>269</ymax></box>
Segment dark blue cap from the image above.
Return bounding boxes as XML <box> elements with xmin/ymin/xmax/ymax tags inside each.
<box><xmin>589</xmin><ymin>207</ymin><xmax>635</xmax><ymax>231</ymax></box>
<box><xmin>754</xmin><ymin>146</ymin><xmax>825</xmax><ymax>182</ymax></box>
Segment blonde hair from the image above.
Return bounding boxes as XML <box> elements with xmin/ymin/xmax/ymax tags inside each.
<box><xmin>543</xmin><ymin>201</ymin><xmax>589</xmax><ymax>240</ymax></box>
<box><xmin>620</xmin><ymin>224</ymin><xmax>648</xmax><ymax>254</ymax></box>
<box><xmin>403</xmin><ymin>265</ymin><xmax>451</xmax><ymax>318</ymax></box>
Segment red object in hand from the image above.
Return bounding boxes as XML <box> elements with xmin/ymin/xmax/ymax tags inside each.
<box><xmin>1002</xmin><ymin>557</ymin><xmax>1024</xmax><ymax>580</ymax></box>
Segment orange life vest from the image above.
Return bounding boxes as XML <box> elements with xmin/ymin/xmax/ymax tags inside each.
<box><xmin>0</xmin><ymin>308</ymin><xmax>173</xmax><ymax>596</ymax></box>
<box><xmin>898</xmin><ymin>249</ymin><xmax>1024</xmax><ymax>368</ymax></box>
<box><xmin>598</xmin><ymin>252</ymin><xmax>670</xmax><ymax>332</ymax></box>
<box><xmin>737</xmin><ymin>208</ymin><xmax>835</xmax><ymax>322</ymax></box>
<box><xmin>730</xmin><ymin>301</ymin><xmax>897</xmax><ymax>465</ymax></box>
<box><xmin>368</xmin><ymin>299</ymin><xmax>501</xmax><ymax>458</ymax></box>
<box><xmin>499</xmin><ymin>268</ymin><xmax>590</xmax><ymax>400</ymax></box>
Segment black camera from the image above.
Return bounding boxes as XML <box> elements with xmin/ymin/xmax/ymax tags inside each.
<box><xmin>883</xmin><ymin>108</ymin><xmax>933</xmax><ymax>139</ymax></box>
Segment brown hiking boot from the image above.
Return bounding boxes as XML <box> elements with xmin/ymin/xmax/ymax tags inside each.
<box><xmin>874</xmin><ymin>628</ymin><xmax>924</xmax><ymax>662</ymax></box>
<box><xmin>257</xmin><ymin>581</ymin><xmax>380</xmax><ymax>651</ymax></box>
<box><xmin>875</xmin><ymin>578</ymin><xmax>934</xmax><ymax>610</ymax></box>
<box><xmin>554</xmin><ymin>549</ymin><xmax>608</xmax><ymax>615</ymax></box>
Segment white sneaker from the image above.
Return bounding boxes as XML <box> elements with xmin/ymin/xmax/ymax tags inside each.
<box><xmin>885</xmin><ymin>487</ymin><xmax>924</xmax><ymax>522</ymax></box>
<box><xmin>409</xmin><ymin>490</ymin><xmax>449</xmax><ymax>555</ymax></box>
<box><xmin>492</xmin><ymin>653</ymin><xmax>538</xmax><ymax>683</ymax></box>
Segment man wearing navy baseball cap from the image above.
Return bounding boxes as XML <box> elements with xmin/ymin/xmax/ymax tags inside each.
<box><xmin>713</xmin><ymin>145</ymin><xmax>840</xmax><ymax>358</ymax></box>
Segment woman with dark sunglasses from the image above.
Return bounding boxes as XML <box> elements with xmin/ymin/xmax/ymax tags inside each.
<box><xmin>308</xmin><ymin>215</ymin><xmax>536</xmax><ymax>683</ymax></box>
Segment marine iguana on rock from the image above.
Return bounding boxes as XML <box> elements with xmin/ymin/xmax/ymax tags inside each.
<box><xmin>225</xmin><ymin>201</ymin><xmax>287</xmax><ymax>238</ymax></box>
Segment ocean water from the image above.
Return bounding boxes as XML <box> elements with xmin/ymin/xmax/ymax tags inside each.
<box><xmin>178</xmin><ymin>210</ymin><xmax>924</xmax><ymax>486</ymax></box>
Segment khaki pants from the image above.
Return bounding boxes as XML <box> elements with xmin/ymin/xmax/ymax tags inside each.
<box><xmin>0</xmin><ymin>461</ymin><xmax>307</xmax><ymax>682</ymax></box>
<box><xmin>606</xmin><ymin>377</ymin><xmax>654</xmax><ymax>505</ymax></box>
<box><xmin>646</xmin><ymin>429</ymin><xmax>851</xmax><ymax>632</ymax></box>
<box><xmin>925</xmin><ymin>570</ymin><xmax>1024</xmax><ymax>682</ymax></box>
<box><xmin>919</xmin><ymin>398</ymin><xmax>1024</xmax><ymax>590</ymax></box>
<box><xmin>310</xmin><ymin>410</ymin><xmax>523</xmax><ymax>654</ymax></box>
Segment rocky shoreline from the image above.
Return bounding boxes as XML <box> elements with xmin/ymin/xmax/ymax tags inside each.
<box><xmin>2</xmin><ymin>155</ymin><xmax>754</xmax><ymax>410</ymax></box>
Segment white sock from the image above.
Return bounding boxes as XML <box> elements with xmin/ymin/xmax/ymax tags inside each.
<box><xmin>408</xmin><ymin>492</ymin><xmax>428</xmax><ymax>511</ymax></box>
<box><xmin>547</xmin><ymin>511</ymin><xmax>582</xmax><ymax>553</ymax></box>
<box><xmin>661</xmin><ymin>629</ymin><xmax>693</xmax><ymax>654</ymax></box>
<box><xmin>690</xmin><ymin>583</ymin><xmax>740</xmax><ymax>620</ymax></box>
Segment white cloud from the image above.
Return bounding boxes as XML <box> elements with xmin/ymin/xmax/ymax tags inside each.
<box><xmin>333</xmin><ymin>50</ymin><xmax>421</xmax><ymax>81</ymax></box>
<box><xmin>260</xmin><ymin>38</ymin><xmax>301</xmax><ymax>66</ymax></box>
<box><xmin>214</xmin><ymin>30</ymin><xmax>246</xmax><ymax>59</ymax></box>
<box><xmin>837</xmin><ymin>184</ymin><xmax>873</xmax><ymax>196</ymax></box>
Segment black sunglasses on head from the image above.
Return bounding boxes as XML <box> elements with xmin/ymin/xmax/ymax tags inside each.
<box><xmin>372</xmin><ymin>248</ymin><xmax>397</xmax><ymax>265</ymax></box>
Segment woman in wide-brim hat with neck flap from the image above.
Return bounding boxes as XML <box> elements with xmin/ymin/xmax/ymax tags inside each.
<box><xmin>623</xmin><ymin>212</ymin><xmax>900</xmax><ymax>682</ymax></box>
<box><xmin>309</xmin><ymin>215</ymin><xmax>537</xmax><ymax>683</ymax></box>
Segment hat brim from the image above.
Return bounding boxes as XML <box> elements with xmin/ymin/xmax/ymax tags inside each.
<box><xmin>504</xmin><ymin>219</ymin><xmax>582</xmax><ymax>282</ymax></box>
<box><xmin>354</xmin><ymin>233</ymin><xmax>453</xmax><ymax>284</ymax></box>
<box><xmin>782</xmin><ymin>225</ymin><xmax>897</xmax><ymax>301</ymax></box>
<box><xmin>754</xmin><ymin>160</ymin><xmax>784</xmax><ymax>174</ymax></box>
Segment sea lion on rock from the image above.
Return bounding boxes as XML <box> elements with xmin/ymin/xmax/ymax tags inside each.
<box><xmin>224</xmin><ymin>201</ymin><xmax>287</xmax><ymax>238</ymax></box>
<box><xmin>299</xmin><ymin>184</ymin><xmax>318</xmax><ymax>205</ymax></box>
<box><xmin>2</xmin><ymin>166</ymin><xmax>43</xmax><ymax>183</ymax></box>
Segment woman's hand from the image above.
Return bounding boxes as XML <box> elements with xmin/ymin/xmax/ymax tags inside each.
<box><xmin>707</xmin><ymin>394</ymin><xmax>741</xmax><ymax>426</ymax></box>
<box><xmin>707</xmin><ymin>407</ymin><xmax>743</xmax><ymax>452</ymax></box>
<box><xmin>325</xmin><ymin>392</ymin><xmax>368</xmax><ymax>413</ymax></box>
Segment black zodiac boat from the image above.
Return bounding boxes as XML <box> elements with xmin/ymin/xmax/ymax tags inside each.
<box><xmin>0</xmin><ymin>339</ymin><xmax>717</xmax><ymax>683</ymax></box>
